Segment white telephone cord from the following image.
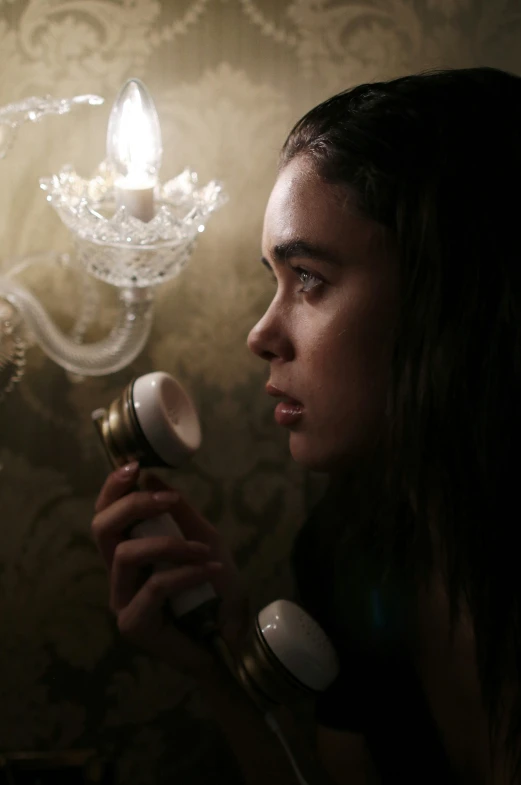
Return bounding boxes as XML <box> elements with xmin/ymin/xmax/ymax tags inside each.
<box><xmin>264</xmin><ymin>711</ymin><xmax>310</xmax><ymax>785</ymax></box>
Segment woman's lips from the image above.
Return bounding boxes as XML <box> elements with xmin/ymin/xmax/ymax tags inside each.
<box><xmin>274</xmin><ymin>401</ymin><xmax>303</xmax><ymax>427</ymax></box>
<box><xmin>266</xmin><ymin>383</ymin><xmax>304</xmax><ymax>427</ymax></box>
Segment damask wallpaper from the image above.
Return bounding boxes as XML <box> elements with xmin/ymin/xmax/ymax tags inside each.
<box><xmin>0</xmin><ymin>1</ymin><xmax>519</xmax><ymax>783</ymax></box>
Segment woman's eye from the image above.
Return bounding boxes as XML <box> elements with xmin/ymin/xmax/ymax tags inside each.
<box><xmin>295</xmin><ymin>267</ymin><xmax>323</xmax><ymax>293</ymax></box>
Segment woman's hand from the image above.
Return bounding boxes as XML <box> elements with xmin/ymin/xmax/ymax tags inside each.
<box><xmin>91</xmin><ymin>461</ymin><xmax>249</xmax><ymax>680</ymax></box>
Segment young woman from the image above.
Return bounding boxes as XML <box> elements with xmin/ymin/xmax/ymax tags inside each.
<box><xmin>92</xmin><ymin>67</ymin><xmax>521</xmax><ymax>784</ymax></box>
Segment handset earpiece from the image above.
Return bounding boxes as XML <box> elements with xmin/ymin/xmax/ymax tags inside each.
<box><xmin>92</xmin><ymin>371</ymin><xmax>201</xmax><ymax>470</ymax></box>
<box><xmin>233</xmin><ymin>601</ymin><xmax>339</xmax><ymax>785</ymax></box>
<box><xmin>233</xmin><ymin>599</ymin><xmax>339</xmax><ymax>710</ymax></box>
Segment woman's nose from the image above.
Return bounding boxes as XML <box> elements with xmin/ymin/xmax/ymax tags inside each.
<box><xmin>247</xmin><ymin>302</ymin><xmax>294</xmax><ymax>363</ymax></box>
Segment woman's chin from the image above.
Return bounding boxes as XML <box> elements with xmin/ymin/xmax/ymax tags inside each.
<box><xmin>288</xmin><ymin>429</ymin><xmax>368</xmax><ymax>475</ymax></box>
<box><xmin>288</xmin><ymin>433</ymin><xmax>344</xmax><ymax>474</ymax></box>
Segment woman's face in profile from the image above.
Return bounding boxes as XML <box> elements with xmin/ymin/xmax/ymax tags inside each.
<box><xmin>247</xmin><ymin>155</ymin><xmax>398</xmax><ymax>472</ymax></box>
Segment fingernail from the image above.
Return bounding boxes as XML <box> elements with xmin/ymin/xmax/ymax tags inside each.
<box><xmin>117</xmin><ymin>461</ymin><xmax>139</xmax><ymax>479</ymax></box>
<box><xmin>152</xmin><ymin>491</ymin><xmax>180</xmax><ymax>505</ymax></box>
<box><xmin>187</xmin><ymin>541</ymin><xmax>210</xmax><ymax>554</ymax></box>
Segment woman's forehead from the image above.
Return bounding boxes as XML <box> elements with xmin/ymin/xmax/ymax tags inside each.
<box><xmin>262</xmin><ymin>157</ymin><xmax>377</xmax><ymax>257</ymax></box>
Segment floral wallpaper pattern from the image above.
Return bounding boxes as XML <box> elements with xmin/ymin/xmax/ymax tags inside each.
<box><xmin>0</xmin><ymin>1</ymin><xmax>519</xmax><ymax>783</ymax></box>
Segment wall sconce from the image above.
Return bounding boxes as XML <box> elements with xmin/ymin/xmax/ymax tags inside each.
<box><xmin>0</xmin><ymin>80</ymin><xmax>227</xmax><ymax>401</ymax></box>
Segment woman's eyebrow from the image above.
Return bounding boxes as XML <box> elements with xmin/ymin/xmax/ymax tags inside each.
<box><xmin>262</xmin><ymin>239</ymin><xmax>342</xmax><ymax>268</ymax></box>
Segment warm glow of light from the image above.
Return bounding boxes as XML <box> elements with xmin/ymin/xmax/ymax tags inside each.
<box><xmin>106</xmin><ymin>78</ymin><xmax>162</xmax><ymax>186</ymax></box>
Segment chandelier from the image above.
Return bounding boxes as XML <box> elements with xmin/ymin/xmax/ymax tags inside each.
<box><xmin>0</xmin><ymin>80</ymin><xmax>227</xmax><ymax>402</ymax></box>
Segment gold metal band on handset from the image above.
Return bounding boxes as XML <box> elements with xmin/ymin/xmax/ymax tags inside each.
<box><xmin>92</xmin><ymin>378</ymin><xmax>168</xmax><ymax>470</ymax></box>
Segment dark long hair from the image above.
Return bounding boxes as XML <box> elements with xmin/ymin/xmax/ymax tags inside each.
<box><xmin>281</xmin><ymin>67</ymin><xmax>521</xmax><ymax>778</ymax></box>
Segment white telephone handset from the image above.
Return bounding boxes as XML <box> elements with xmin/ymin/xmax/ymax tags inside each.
<box><xmin>92</xmin><ymin>372</ymin><xmax>339</xmax><ymax>707</ymax></box>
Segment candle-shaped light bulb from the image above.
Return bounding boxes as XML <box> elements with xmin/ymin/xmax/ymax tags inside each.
<box><xmin>106</xmin><ymin>78</ymin><xmax>162</xmax><ymax>222</ymax></box>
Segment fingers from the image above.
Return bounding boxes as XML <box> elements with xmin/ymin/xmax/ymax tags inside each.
<box><xmin>92</xmin><ymin>489</ymin><xmax>180</xmax><ymax>569</ymax></box>
<box><xmin>162</xmin><ymin>493</ymin><xmax>217</xmax><ymax>544</ymax></box>
<box><xmin>140</xmin><ymin>474</ymin><xmax>217</xmax><ymax>543</ymax></box>
<box><xmin>110</xmin><ymin>536</ymin><xmax>213</xmax><ymax>612</ymax></box>
<box><xmin>116</xmin><ymin>561</ymin><xmax>222</xmax><ymax>640</ymax></box>
<box><xmin>95</xmin><ymin>465</ymin><xmax>215</xmax><ymax>538</ymax></box>
<box><xmin>95</xmin><ymin>462</ymin><xmax>140</xmax><ymax>514</ymax></box>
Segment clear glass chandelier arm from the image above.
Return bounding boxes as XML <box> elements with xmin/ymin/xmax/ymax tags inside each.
<box><xmin>2</xmin><ymin>251</ymin><xmax>71</xmax><ymax>280</ymax></box>
<box><xmin>2</xmin><ymin>252</ymin><xmax>101</xmax><ymax>346</ymax></box>
<box><xmin>0</xmin><ymin>94</ymin><xmax>104</xmax><ymax>123</ymax></box>
<box><xmin>69</xmin><ymin>274</ymin><xmax>101</xmax><ymax>346</ymax></box>
<box><xmin>0</xmin><ymin>277</ymin><xmax>154</xmax><ymax>376</ymax></box>
<box><xmin>0</xmin><ymin>94</ymin><xmax>103</xmax><ymax>160</ymax></box>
